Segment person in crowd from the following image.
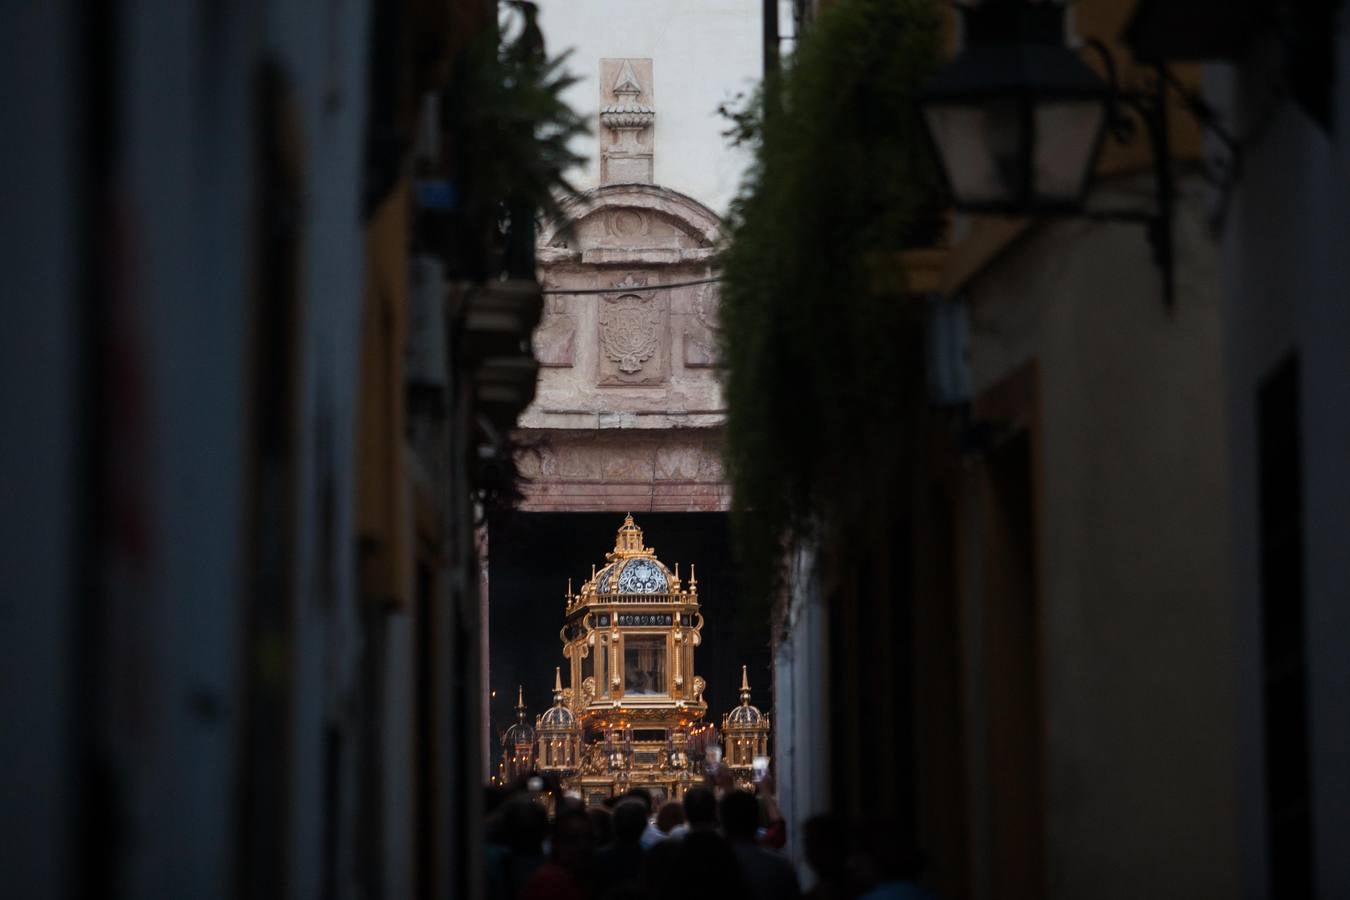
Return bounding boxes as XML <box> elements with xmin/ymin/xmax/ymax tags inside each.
<box><xmin>652</xmin><ymin>799</ymin><xmax>688</xmax><ymax>844</ymax></box>
<box><xmin>487</xmin><ymin>796</ymin><xmax>549</xmax><ymax>900</ymax></box>
<box><xmin>848</xmin><ymin>821</ymin><xmax>937</xmax><ymax>900</ymax></box>
<box><xmin>623</xmin><ymin>787</ymin><xmax>653</xmax><ymax>816</ymax></box>
<box><xmin>638</xmin><ymin>798</ymin><xmax>684</xmax><ymax>849</ymax></box>
<box><xmin>801</xmin><ymin>814</ymin><xmax>847</xmax><ymax>900</ymax></box>
<box><xmin>484</xmin><ymin>788</ymin><xmax>511</xmax><ymax>900</ymax></box>
<box><xmin>642</xmin><ymin>828</ymin><xmax>746</xmax><ymax>900</ymax></box>
<box><xmin>640</xmin><ymin>833</ymin><xmax>683</xmax><ymax>900</ymax></box>
<box><xmin>621</xmin><ymin>788</ymin><xmax>664</xmax><ymax>849</ymax></box>
<box><xmin>595</xmin><ymin>798</ymin><xmax>648</xmax><ymax>897</ymax></box>
<box><xmin>675</xmin><ymin>830</ymin><xmax>750</xmax><ymax>900</ymax></box>
<box><xmin>520</xmin><ymin>802</ymin><xmax>595</xmax><ymax>900</ymax></box>
<box><xmin>588</xmin><ymin>805</ymin><xmax>614</xmax><ymax>851</ymax></box>
<box><xmin>721</xmin><ymin>790</ymin><xmax>801</xmax><ymax>900</ymax></box>
<box><xmin>756</xmin><ymin>776</ymin><xmax>787</xmax><ymax>850</ymax></box>
<box><xmin>713</xmin><ymin>765</ymin><xmax>736</xmax><ymax>798</ymax></box>
<box><xmin>682</xmin><ymin>785</ymin><xmax>719</xmax><ymax>832</ymax></box>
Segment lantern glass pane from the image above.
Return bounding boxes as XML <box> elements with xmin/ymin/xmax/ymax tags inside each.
<box><xmin>924</xmin><ymin>98</ymin><xmax>1026</xmax><ymax>206</ymax></box>
<box><xmin>1032</xmin><ymin>99</ymin><xmax>1105</xmax><ymax>204</ymax></box>
<box><xmin>623</xmin><ymin>636</ymin><xmax>666</xmax><ymax>696</ymax></box>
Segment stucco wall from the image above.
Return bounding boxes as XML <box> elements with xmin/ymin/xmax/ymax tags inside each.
<box><xmin>536</xmin><ymin>0</ymin><xmax>761</xmax><ymax>216</ymax></box>
<box><xmin>965</xmin><ymin>181</ymin><xmax>1240</xmax><ymax>898</ymax></box>
<box><xmin>100</xmin><ymin>2</ymin><xmax>371</xmax><ymax>895</ymax></box>
<box><xmin>0</xmin><ymin>6</ymin><xmax>79</xmax><ymax>897</ymax></box>
<box><xmin>1209</xmin><ymin>33</ymin><xmax>1350</xmax><ymax>897</ymax></box>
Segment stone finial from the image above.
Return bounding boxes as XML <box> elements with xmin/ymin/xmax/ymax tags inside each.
<box><xmin>600</xmin><ymin>58</ymin><xmax>654</xmax><ymax>184</ymax></box>
<box><xmin>612</xmin><ymin>59</ymin><xmax>642</xmax><ymax>96</ymax></box>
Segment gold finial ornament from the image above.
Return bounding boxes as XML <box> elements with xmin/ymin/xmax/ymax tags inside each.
<box><xmin>609</xmin><ymin>513</ymin><xmax>651</xmax><ymax>558</ymax></box>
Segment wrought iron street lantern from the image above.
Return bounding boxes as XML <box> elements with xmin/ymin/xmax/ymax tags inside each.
<box><xmin>919</xmin><ymin>0</ymin><xmax>1239</xmax><ymax>310</ymax></box>
<box><xmin>919</xmin><ymin>0</ymin><xmax>1110</xmax><ymax>213</ymax></box>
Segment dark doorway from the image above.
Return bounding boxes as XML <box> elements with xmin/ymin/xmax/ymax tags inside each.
<box><xmin>1257</xmin><ymin>353</ymin><xmax>1312</xmax><ymax>899</ymax></box>
<box><xmin>980</xmin><ymin>430</ymin><xmax>1045</xmax><ymax>900</ymax></box>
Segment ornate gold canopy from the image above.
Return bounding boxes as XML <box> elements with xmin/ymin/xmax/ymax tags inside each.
<box><xmin>524</xmin><ymin>514</ymin><xmax>765</xmax><ymax>808</ymax></box>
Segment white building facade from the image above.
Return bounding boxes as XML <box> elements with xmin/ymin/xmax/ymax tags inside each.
<box><xmin>537</xmin><ymin>0</ymin><xmax>762</xmax><ymax>216</ymax></box>
<box><xmin>513</xmin><ymin>2</ymin><xmax>761</xmax><ymax>513</ymax></box>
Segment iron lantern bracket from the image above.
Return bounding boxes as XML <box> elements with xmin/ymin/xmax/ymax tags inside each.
<box><xmin>1065</xmin><ymin>39</ymin><xmax>1242</xmax><ymax>311</ymax></box>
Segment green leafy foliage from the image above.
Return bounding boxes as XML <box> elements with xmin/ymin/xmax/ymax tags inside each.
<box><xmin>445</xmin><ymin>3</ymin><xmax>589</xmax><ymax>274</ymax></box>
<box><xmin>717</xmin><ymin>0</ymin><xmax>943</xmax><ymax>612</ymax></box>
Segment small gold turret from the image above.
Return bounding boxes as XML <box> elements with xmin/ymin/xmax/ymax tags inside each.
<box><xmin>723</xmin><ymin>663</ymin><xmax>770</xmax><ymax>791</ymax></box>
<box><xmin>501</xmin><ymin>685</ymin><xmax>536</xmax><ymax>781</ymax></box>
<box><xmin>537</xmin><ymin>667</ymin><xmax>580</xmax><ymax>779</ymax></box>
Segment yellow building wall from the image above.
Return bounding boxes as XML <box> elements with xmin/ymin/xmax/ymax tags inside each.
<box><xmin>356</xmin><ymin>180</ymin><xmax>413</xmax><ymax>609</ymax></box>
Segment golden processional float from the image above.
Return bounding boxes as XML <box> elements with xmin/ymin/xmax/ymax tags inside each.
<box><xmin>499</xmin><ymin>515</ymin><xmax>771</xmax><ymax>807</ymax></box>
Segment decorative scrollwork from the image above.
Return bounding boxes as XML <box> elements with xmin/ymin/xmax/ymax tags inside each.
<box><xmin>581</xmin><ymin>676</ymin><xmax>597</xmax><ymax>707</ymax></box>
<box><xmin>600</xmin><ymin>291</ymin><xmax>660</xmax><ymax>374</ymax></box>
<box><xmin>580</xmin><ymin>744</ymin><xmax>607</xmax><ymax>774</ymax></box>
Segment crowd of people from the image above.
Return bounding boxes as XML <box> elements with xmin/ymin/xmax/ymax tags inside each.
<box><xmin>484</xmin><ymin>777</ymin><xmax>936</xmax><ymax>900</ymax></box>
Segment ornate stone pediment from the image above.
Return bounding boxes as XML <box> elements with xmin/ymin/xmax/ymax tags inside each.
<box><xmin>527</xmin><ymin>185</ymin><xmax>724</xmax><ymax>425</ymax></box>
<box><xmin>538</xmin><ymin>184</ymin><xmax>721</xmax><ymax>266</ymax></box>
<box><xmin>563</xmin><ymin>206</ymin><xmax>708</xmax><ymax>256</ymax></box>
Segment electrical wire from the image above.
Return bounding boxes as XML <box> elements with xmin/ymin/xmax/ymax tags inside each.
<box><xmin>539</xmin><ymin>275</ymin><xmax>722</xmax><ymax>295</ymax></box>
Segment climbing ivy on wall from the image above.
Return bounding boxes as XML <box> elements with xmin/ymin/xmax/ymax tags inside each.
<box><xmin>717</xmin><ymin>0</ymin><xmax>943</xmax><ymax>616</ymax></box>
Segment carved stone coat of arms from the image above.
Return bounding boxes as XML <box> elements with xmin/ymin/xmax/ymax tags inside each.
<box><xmin>598</xmin><ymin>274</ymin><xmax>666</xmax><ymax>384</ymax></box>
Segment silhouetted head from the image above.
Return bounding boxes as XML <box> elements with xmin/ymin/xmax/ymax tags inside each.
<box><xmin>641</xmin><ymin>838</ymin><xmax>684</xmax><ymax>900</ymax></box>
<box><xmin>550</xmin><ymin>803</ymin><xmax>594</xmax><ymax>874</ymax></box>
<box><xmin>655</xmin><ymin>799</ymin><xmax>686</xmax><ymax>833</ymax></box>
<box><xmin>502</xmin><ymin>797</ymin><xmax>548</xmax><ymax>856</ymax></box>
<box><xmin>719</xmin><ymin>790</ymin><xmax>760</xmax><ymax>841</ymax></box>
<box><xmin>623</xmin><ymin>787</ymin><xmax>653</xmax><ymax>815</ymax></box>
<box><xmin>678</xmin><ymin>831</ymin><xmax>749</xmax><ymax>900</ymax></box>
<box><xmin>803</xmin><ymin>813</ymin><xmax>846</xmax><ymax>881</ymax></box>
<box><xmin>850</xmin><ymin>819</ymin><xmax>926</xmax><ymax>887</ymax></box>
<box><xmin>587</xmin><ymin>805</ymin><xmax>613</xmax><ymax>848</ymax></box>
<box><xmin>682</xmin><ymin>785</ymin><xmax>717</xmax><ymax>829</ymax></box>
<box><xmin>613</xmin><ymin>799</ymin><xmax>649</xmax><ymax>846</ymax></box>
